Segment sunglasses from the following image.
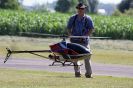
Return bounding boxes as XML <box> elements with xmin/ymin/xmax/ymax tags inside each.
<box><xmin>78</xmin><ymin>8</ymin><xmax>85</xmax><ymax>10</ymax></box>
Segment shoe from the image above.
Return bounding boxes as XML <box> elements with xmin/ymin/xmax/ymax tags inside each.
<box><xmin>75</xmin><ymin>74</ymin><xmax>81</xmax><ymax>77</ymax></box>
<box><xmin>85</xmin><ymin>75</ymin><xmax>93</xmax><ymax>78</ymax></box>
<box><xmin>75</xmin><ymin>73</ymin><xmax>81</xmax><ymax>78</ymax></box>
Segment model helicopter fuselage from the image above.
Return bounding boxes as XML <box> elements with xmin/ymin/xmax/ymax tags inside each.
<box><xmin>4</xmin><ymin>39</ymin><xmax>91</xmax><ymax>66</ymax></box>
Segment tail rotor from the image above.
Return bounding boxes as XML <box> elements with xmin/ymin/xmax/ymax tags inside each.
<box><xmin>4</xmin><ymin>48</ymin><xmax>12</xmax><ymax>63</ymax></box>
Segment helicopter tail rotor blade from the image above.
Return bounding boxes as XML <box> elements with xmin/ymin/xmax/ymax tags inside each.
<box><xmin>4</xmin><ymin>48</ymin><xmax>12</xmax><ymax>63</ymax></box>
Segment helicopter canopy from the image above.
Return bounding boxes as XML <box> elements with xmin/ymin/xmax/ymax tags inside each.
<box><xmin>50</xmin><ymin>41</ymin><xmax>91</xmax><ymax>56</ymax></box>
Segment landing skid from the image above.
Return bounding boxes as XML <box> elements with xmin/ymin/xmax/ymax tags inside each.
<box><xmin>49</xmin><ymin>60</ymin><xmax>83</xmax><ymax>66</ymax></box>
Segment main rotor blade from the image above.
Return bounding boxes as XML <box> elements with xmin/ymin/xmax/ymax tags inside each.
<box><xmin>20</xmin><ymin>32</ymin><xmax>111</xmax><ymax>39</ymax></box>
<box><xmin>20</xmin><ymin>32</ymin><xmax>62</xmax><ymax>37</ymax></box>
<box><xmin>69</xmin><ymin>36</ymin><xmax>111</xmax><ymax>39</ymax></box>
<box><xmin>89</xmin><ymin>37</ymin><xmax>112</xmax><ymax>39</ymax></box>
<box><xmin>69</xmin><ymin>36</ymin><xmax>88</xmax><ymax>38</ymax></box>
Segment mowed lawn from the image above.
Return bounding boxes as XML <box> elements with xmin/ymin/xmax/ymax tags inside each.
<box><xmin>91</xmin><ymin>39</ymin><xmax>133</xmax><ymax>65</ymax></box>
<box><xmin>92</xmin><ymin>49</ymin><xmax>133</xmax><ymax>65</ymax></box>
<box><xmin>0</xmin><ymin>36</ymin><xmax>133</xmax><ymax>65</ymax></box>
<box><xmin>0</xmin><ymin>69</ymin><xmax>133</xmax><ymax>88</ymax></box>
<box><xmin>0</xmin><ymin>36</ymin><xmax>133</xmax><ymax>88</ymax></box>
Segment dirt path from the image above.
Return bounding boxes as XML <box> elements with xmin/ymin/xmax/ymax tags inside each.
<box><xmin>0</xmin><ymin>57</ymin><xmax>133</xmax><ymax>78</ymax></box>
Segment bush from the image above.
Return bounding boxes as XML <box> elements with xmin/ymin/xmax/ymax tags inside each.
<box><xmin>112</xmin><ymin>10</ymin><xmax>122</xmax><ymax>16</ymax></box>
<box><xmin>125</xmin><ymin>9</ymin><xmax>133</xmax><ymax>16</ymax></box>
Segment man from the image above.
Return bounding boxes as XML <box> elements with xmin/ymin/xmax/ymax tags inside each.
<box><xmin>67</xmin><ymin>3</ymin><xmax>94</xmax><ymax>78</ymax></box>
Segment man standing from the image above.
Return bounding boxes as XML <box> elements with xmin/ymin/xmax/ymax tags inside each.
<box><xmin>67</xmin><ymin>3</ymin><xmax>94</xmax><ymax>78</ymax></box>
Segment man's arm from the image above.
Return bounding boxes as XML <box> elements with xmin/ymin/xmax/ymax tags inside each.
<box><xmin>85</xmin><ymin>16</ymin><xmax>95</xmax><ymax>36</ymax></box>
<box><xmin>67</xmin><ymin>15</ymin><xmax>75</xmax><ymax>36</ymax></box>
<box><xmin>67</xmin><ymin>18</ymin><xmax>73</xmax><ymax>36</ymax></box>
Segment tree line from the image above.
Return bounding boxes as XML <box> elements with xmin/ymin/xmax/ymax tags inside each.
<box><xmin>118</xmin><ymin>0</ymin><xmax>133</xmax><ymax>13</ymax></box>
<box><xmin>55</xmin><ymin>0</ymin><xmax>98</xmax><ymax>13</ymax></box>
<box><xmin>0</xmin><ymin>0</ymin><xmax>133</xmax><ymax>14</ymax></box>
<box><xmin>0</xmin><ymin>0</ymin><xmax>100</xmax><ymax>14</ymax></box>
<box><xmin>0</xmin><ymin>0</ymin><xmax>21</xmax><ymax>10</ymax></box>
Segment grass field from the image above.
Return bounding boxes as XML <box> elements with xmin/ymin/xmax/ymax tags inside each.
<box><xmin>0</xmin><ymin>36</ymin><xmax>133</xmax><ymax>65</ymax></box>
<box><xmin>0</xmin><ymin>36</ymin><xmax>133</xmax><ymax>88</ymax></box>
<box><xmin>0</xmin><ymin>68</ymin><xmax>133</xmax><ymax>88</ymax></box>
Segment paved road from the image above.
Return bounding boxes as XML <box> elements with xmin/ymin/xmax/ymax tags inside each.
<box><xmin>0</xmin><ymin>57</ymin><xmax>133</xmax><ymax>78</ymax></box>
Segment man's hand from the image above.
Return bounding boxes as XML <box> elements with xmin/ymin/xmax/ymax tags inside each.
<box><xmin>86</xmin><ymin>29</ymin><xmax>94</xmax><ymax>36</ymax></box>
<box><xmin>67</xmin><ymin>29</ymin><xmax>72</xmax><ymax>36</ymax></box>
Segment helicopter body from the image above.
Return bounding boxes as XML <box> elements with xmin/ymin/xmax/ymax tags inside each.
<box><xmin>4</xmin><ymin>40</ymin><xmax>91</xmax><ymax>66</ymax></box>
<box><xmin>49</xmin><ymin>41</ymin><xmax>91</xmax><ymax>65</ymax></box>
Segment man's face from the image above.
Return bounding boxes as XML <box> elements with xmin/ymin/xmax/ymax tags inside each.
<box><xmin>77</xmin><ymin>8</ymin><xmax>85</xmax><ymax>15</ymax></box>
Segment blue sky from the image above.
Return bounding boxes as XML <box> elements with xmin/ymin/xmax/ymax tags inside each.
<box><xmin>23</xmin><ymin>0</ymin><xmax>122</xmax><ymax>6</ymax></box>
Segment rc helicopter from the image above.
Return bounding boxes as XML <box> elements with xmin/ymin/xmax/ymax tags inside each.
<box><xmin>4</xmin><ymin>32</ymin><xmax>111</xmax><ymax>66</ymax></box>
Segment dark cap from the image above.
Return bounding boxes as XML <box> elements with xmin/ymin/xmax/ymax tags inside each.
<box><xmin>76</xmin><ymin>3</ymin><xmax>87</xmax><ymax>9</ymax></box>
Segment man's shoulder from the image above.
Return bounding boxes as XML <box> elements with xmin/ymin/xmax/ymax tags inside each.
<box><xmin>85</xmin><ymin>15</ymin><xmax>92</xmax><ymax>20</ymax></box>
<box><xmin>70</xmin><ymin>14</ymin><xmax>78</xmax><ymax>19</ymax></box>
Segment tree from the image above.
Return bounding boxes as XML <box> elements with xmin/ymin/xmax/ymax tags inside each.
<box><xmin>55</xmin><ymin>0</ymin><xmax>98</xmax><ymax>13</ymax></box>
<box><xmin>0</xmin><ymin>0</ymin><xmax>20</xmax><ymax>10</ymax></box>
<box><xmin>55</xmin><ymin>0</ymin><xmax>71</xmax><ymax>13</ymax></box>
<box><xmin>78</xmin><ymin>0</ymin><xmax>99</xmax><ymax>13</ymax></box>
<box><xmin>118</xmin><ymin>0</ymin><xmax>133</xmax><ymax>13</ymax></box>
<box><xmin>78</xmin><ymin>0</ymin><xmax>86</xmax><ymax>3</ymax></box>
<box><xmin>87</xmin><ymin>0</ymin><xmax>99</xmax><ymax>13</ymax></box>
<box><xmin>69</xmin><ymin>0</ymin><xmax>78</xmax><ymax>12</ymax></box>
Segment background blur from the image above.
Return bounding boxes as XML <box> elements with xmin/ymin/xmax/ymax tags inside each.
<box><xmin>0</xmin><ymin>0</ymin><xmax>133</xmax><ymax>40</ymax></box>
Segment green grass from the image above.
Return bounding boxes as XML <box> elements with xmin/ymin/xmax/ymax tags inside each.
<box><xmin>0</xmin><ymin>36</ymin><xmax>133</xmax><ymax>65</ymax></box>
<box><xmin>0</xmin><ymin>68</ymin><xmax>133</xmax><ymax>88</ymax></box>
<box><xmin>90</xmin><ymin>39</ymin><xmax>133</xmax><ymax>65</ymax></box>
<box><xmin>92</xmin><ymin>49</ymin><xmax>133</xmax><ymax>65</ymax></box>
<box><xmin>0</xmin><ymin>37</ymin><xmax>133</xmax><ymax>88</ymax></box>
